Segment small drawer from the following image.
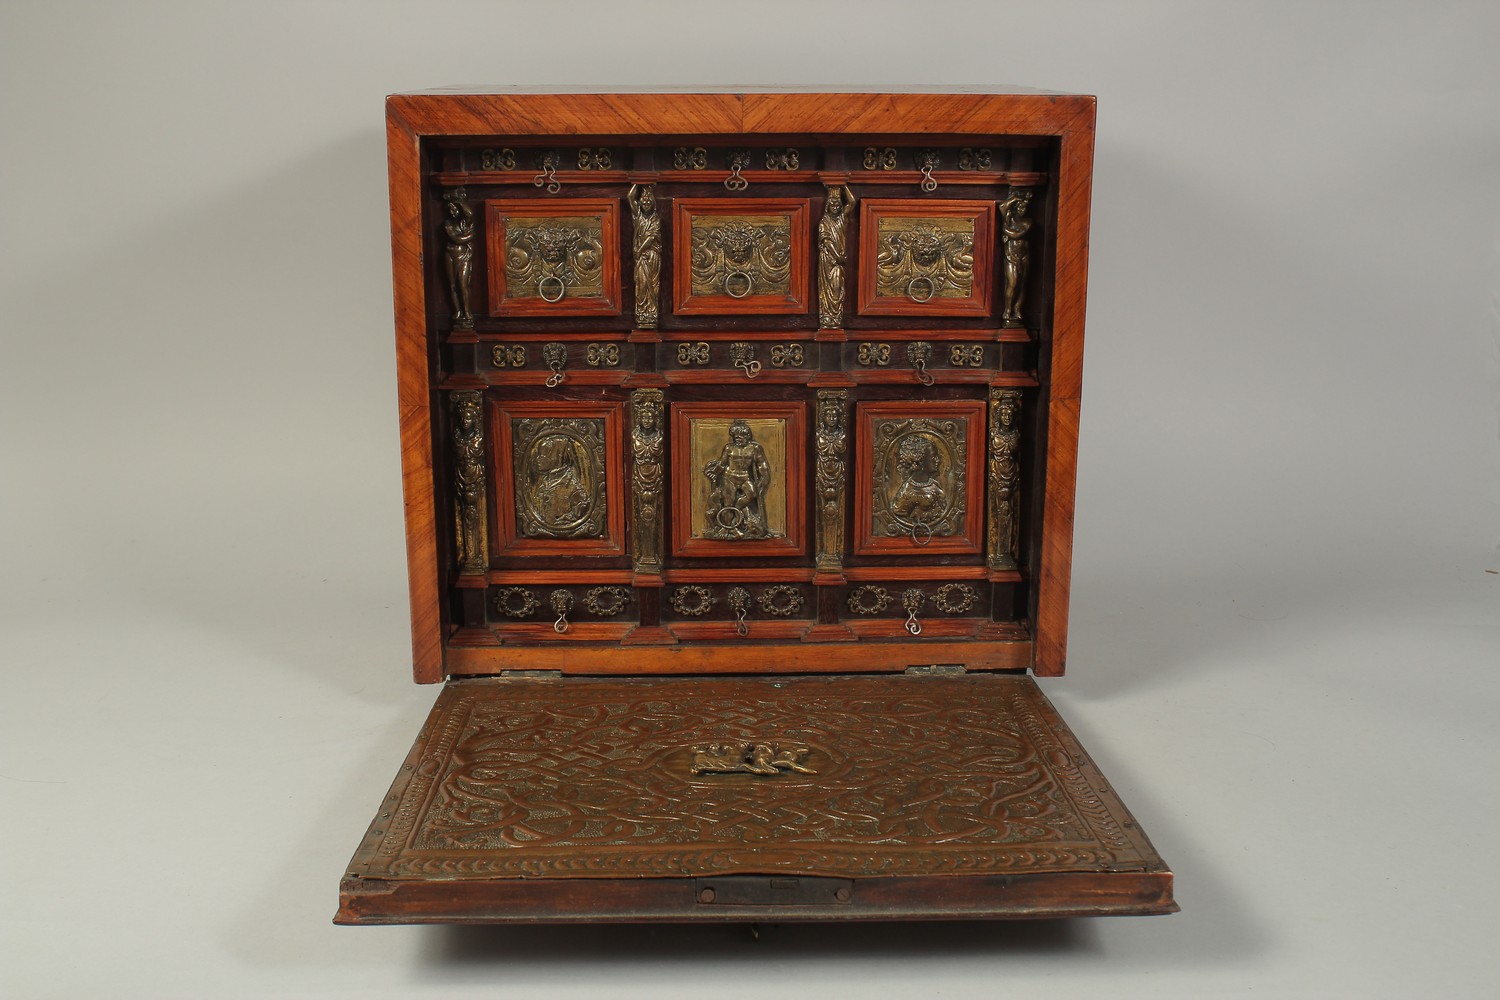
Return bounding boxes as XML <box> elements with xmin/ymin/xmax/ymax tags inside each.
<box><xmin>673</xmin><ymin>198</ymin><xmax>811</xmax><ymax>316</ymax></box>
<box><xmin>840</xmin><ymin>580</ymin><xmax>991</xmax><ymax>638</ymax></box>
<box><xmin>491</xmin><ymin>399</ymin><xmax>626</xmax><ymax>557</ymax></box>
<box><xmin>845</xmin><ymin>338</ymin><xmax>997</xmax><ymax>383</ymax></box>
<box><xmin>852</xmin><ymin>399</ymin><xmax>986</xmax><ymax>556</ymax></box>
<box><xmin>660</xmin><ymin>337</ymin><xmax>814</xmax><ymax>382</ymax></box>
<box><xmin>485</xmin><ymin>198</ymin><xmax>622</xmax><ymax>316</ymax></box>
<box><xmin>669</xmin><ymin>400</ymin><xmax>807</xmax><ymax>559</ymax></box>
<box><xmin>857</xmin><ymin>199</ymin><xmax>995</xmax><ymax>317</ymax></box>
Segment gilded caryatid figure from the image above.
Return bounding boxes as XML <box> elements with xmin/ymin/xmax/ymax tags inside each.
<box><xmin>630</xmin><ymin>388</ymin><xmax>665</xmax><ymax>574</ymax></box>
<box><xmin>814</xmin><ymin>389</ymin><xmax>849</xmax><ymax>572</ymax></box>
<box><xmin>443</xmin><ymin>187</ymin><xmax>476</xmax><ymax>329</ymax></box>
<box><xmin>998</xmin><ymin>187</ymin><xmax>1034</xmax><ymax>327</ymax></box>
<box><xmin>627</xmin><ymin>183</ymin><xmax>661</xmax><ymax>329</ymax></box>
<box><xmin>987</xmin><ymin>388</ymin><xmax>1022</xmax><ymax>571</ymax></box>
<box><xmin>450</xmin><ymin>390</ymin><xmax>487</xmax><ymax>574</ymax></box>
<box><xmin>703</xmin><ymin>419</ymin><xmax>772</xmax><ymax>540</ymax></box>
<box><xmin>817</xmin><ymin>184</ymin><xmax>854</xmax><ymax>328</ymax></box>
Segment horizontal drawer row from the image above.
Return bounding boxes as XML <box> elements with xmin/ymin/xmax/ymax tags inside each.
<box><xmin>450</xmin><ymin>390</ymin><xmax>1022</xmax><ymax>565</ymax></box>
<box><xmin>461</xmin><ymin>335</ymin><xmax>1033</xmax><ymax>386</ymax></box>
<box><xmin>463</xmin><ymin>580</ymin><xmax>1024</xmax><ymax>643</ymax></box>
<box><xmin>439</xmin><ymin>188</ymin><xmax>1040</xmax><ymax>329</ymax></box>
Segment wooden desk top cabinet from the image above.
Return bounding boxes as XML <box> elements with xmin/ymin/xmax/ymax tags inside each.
<box><xmin>337</xmin><ymin>89</ymin><xmax>1175</xmax><ymax>924</ymax></box>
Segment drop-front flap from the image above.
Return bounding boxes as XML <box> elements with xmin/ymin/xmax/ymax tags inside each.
<box><xmin>337</xmin><ymin>673</ymin><xmax>1173</xmax><ymax>924</ymax></box>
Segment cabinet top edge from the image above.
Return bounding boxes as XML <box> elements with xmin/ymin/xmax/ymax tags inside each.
<box><xmin>389</xmin><ymin>84</ymin><xmax>1091</xmax><ymax>97</ymax></box>
<box><xmin>386</xmin><ymin>90</ymin><xmax>1096</xmax><ymax>139</ymax></box>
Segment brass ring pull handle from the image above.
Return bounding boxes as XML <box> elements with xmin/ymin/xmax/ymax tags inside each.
<box><xmin>901</xmin><ymin>588</ymin><xmax>925</xmax><ymax>635</ymax></box>
<box><xmin>532</xmin><ymin>153</ymin><xmax>562</xmax><ymax>194</ymax></box>
<box><xmin>542</xmin><ymin>342</ymin><xmax>568</xmax><ymax>387</ymax></box>
<box><xmin>723</xmin><ymin>270</ymin><xmax>753</xmax><ymax>299</ymax></box>
<box><xmin>908</xmin><ymin>520</ymin><xmax>934</xmax><ymax>546</ymax></box>
<box><xmin>727</xmin><ymin>587</ymin><xmax>752</xmax><ymax>638</ymax></box>
<box><xmin>915</xmin><ymin>149</ymin><xmax>940</xmax><ymax>193</ymax></box>
<box><xmin>538</xmin><ymin>274</ymin><xmax>567</xmax><ymax>303</ymax></box>
<box><xmin>716</xmin><ymin>506</ymin><xmax>746</xmax><ymax>530</ymax></box>
<box><xmin>906</xmin><ymin>276</ymin><xmax>935</xmax><ymax>303</ymax></box>
<box><xmin>907</xmin><ymin>340</ymin><xmax>935</xmax><ymax>386</ymax></box>
<box><xmin>735</xmin><ymin>358</ymin><xmax>762</xmax><ymax>379</ymax></box>
<box><xmin>550</xmin><ymin>589</ymin><xmax>573</xmax><ymax>634</ymax></box>
<box><xmin>724</xmin><ymin>152</ymin><xmax>750</xmax><ymax>191</ymax></box>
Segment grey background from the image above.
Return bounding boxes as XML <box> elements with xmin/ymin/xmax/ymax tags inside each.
<box><xmin>2</xmin><ymin>1</ymin><xmax>1497</xmax><ymax>997</ymax></box>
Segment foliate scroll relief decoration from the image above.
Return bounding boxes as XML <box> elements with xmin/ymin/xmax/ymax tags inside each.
<box><xmin>442</xmin><ymin>188</ymin><xmax>476</xmax><ymax>329</ymax></box>
<box><xmin>479</xmin><ymin>148</ymin><xmax>516</xmax><ymax>171</ymax></box>
<box><xmin>491</xmin><ymin>344</ymin><xmax>526</xmax><ymax>368</ymax></box>
<box><xmin>673</xmin><ymin>146</ymin><xmax>708</xmax><ymax>170</ymax></box>
<box><xmin>690</xmin><ymin>742</ymin><xmax>817</xmax><ymax>777</ymax></box>
<box><xmin>584</xmin><ymin>586</ymin><xmax>630</xmax><ymax>616</ymax></box>
<box><xmin>677</xmin><ymin>342</ymin><xmax>710</xmax><ymax>366</ymax></box>
<box><xmin>874</xmin><ymin>216</ymin><xmax>975</xmax><ymax>303</ymax></box>
<box><xmin>768</xmin><ymin>344</ymin><xmax>804</xmax><ymax>367</ymax></box>
<box><xmin>871</xmin><ymin>416</ymin><xmax>968</xmax><ymax>545</ymax></box>
<box><xmin>669</xmin><ymin>585</ymin><xmax>715</xmax><ymax>617</ymax></box>
<box><xmin>494</xmin><ymin>587</ymin><xmax>540</xmax><ymax>618</ymax></box>
<box><xmin>577</xmin><ymin>147</ymin><xmax>612</xmax><ymax>170</ymax></box>
<box><xmin>450</xmin><ymin>390</ymin><xmax>487</xmax><ymax>575</ymax></box>
<box><xmin>756</xmin><ymin>585</ymin><xmax>805</xmax><ymax>617</ymax></box>
<box><xmin>814</xmin><ymin>389</ymin><xmax>849</xmax><ymax>574</ymax></box>
<box><xmin>510</xmin><ymin>417</ymin><xmax>607</xmax><ymax>539</ymax></box>
<box><xmin>585</xmin><ymin>343</ymin><xmax>620</xmax><ymax>367</ymax></box>
<box><xmin>627</xmin><ymin>183</ymin><xmax>661</xmax><ymax>328</ymax></box>
<box><xmin>367</xmin><ymin>676</ymin><xmax>1147</xmax><ymax>877</ymax></box>
<box><xmin>846</xmin><ymin>586</ymin><xmax>892</xmax><ymax>615</ymax></box>
<box><xmin>629</xmin><ymin>388</ymin><xmax>664</xmax><ymax>575</ymax></box>
<box><xmin>764</xmin><ymin>148</ymin><xmax>800</xmax><ymax>171</ymax></box>
<box><xmin>817</xmin><ymin>184</ymin><xmax>854</xmax><ymax>328</ymax></box>
<box><xmin>988</xmin><ymin>388</ymin><xmax>1022</xmax><ymax>571</ymax></box>
<box><xmin>690</xmin><ymin>215</ymin><xmax>793</xmax><ymax>298</ymax></box>
<box><xmin>505</xmin><ymin>216</ymin><xmax>605</xmax><ymax>303</ymax></box>
<box><xmin>957</xmin><ymin>147</ymin><xmax>993</xmax><ymax>170</ymax></box>
<box><xmin>703</xmin><ymin>419</ymin><xmax>774</xmax><ymax>540</ymax></box>
<box><xmin>934</xmin><ymin>583</ymin><xmax>982</xmax><ymax>615</ymax></box>
<box><xmin>998</xmin><ymin>187</ymin><xmax>1034</xmax><ymax>327</ymax></box>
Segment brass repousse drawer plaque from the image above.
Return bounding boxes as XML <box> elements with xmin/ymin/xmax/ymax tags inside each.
<box><xmin>486</xmin><ymin>198</ymin><xmax>622</xmax><ymax>317</ymax></box>
<box><xmin>492</xmin><ymin>399</ymin><xmax>626</xmax><ymax>557</ymax></box>
<box><xmin>857</xmin><ymin>199</ymin><xmax>995</xmax><ymax>317</ymax></box>
<box><xmin>673</xmin><ymin>198</ymin><xmax>810</xmax><ymax>315</ymax></box>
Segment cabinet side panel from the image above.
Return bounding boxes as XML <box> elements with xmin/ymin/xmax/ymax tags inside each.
<box><xmin>388</xmin><ymin>103</ymin><xmax>445</xmax><ymax>683</ymax></box>
<box><xmin>1033</xmin><ymin>106</ymin><xmax>1095</xmax><ymax>676</ymax></box>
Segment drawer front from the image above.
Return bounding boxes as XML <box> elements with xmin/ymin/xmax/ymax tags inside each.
<box><xmin>857</xmin><ymin>199</ymin><xmax>996</xmax><ymax>317</ymax></box>
<box><xmin>485</xmin><ymin>198</ymin><xmax>622</xmax><ymax>316</ymax></box>
<box><xmin>672</xmin><ymin>198</ymin><xmax>811</xmax><ymax>316</ymax></box>
<box><xmin>669</xmin><ymin>399</ymin><xmax>808</xmax><ymax>559</ymax></box>
<box><xmin>852</xmin><ymin>399</ymin><xmax>987</xmax><ymax>556</ymax></box>
<box><xmin>659</xmin><ymin>336</ymin><xmax>815</xmax><ymax>383</ymax></box>
<box><xmin>490</xmin><ymin>398</ymin><xmax>627</xmax><ymax>557</ymax></box>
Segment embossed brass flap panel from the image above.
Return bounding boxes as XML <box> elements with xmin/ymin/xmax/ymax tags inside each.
<box><xmin>338</xmin><ymin>673</ymin><xmax>1174</xmax><ymax>923</ymax></box>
